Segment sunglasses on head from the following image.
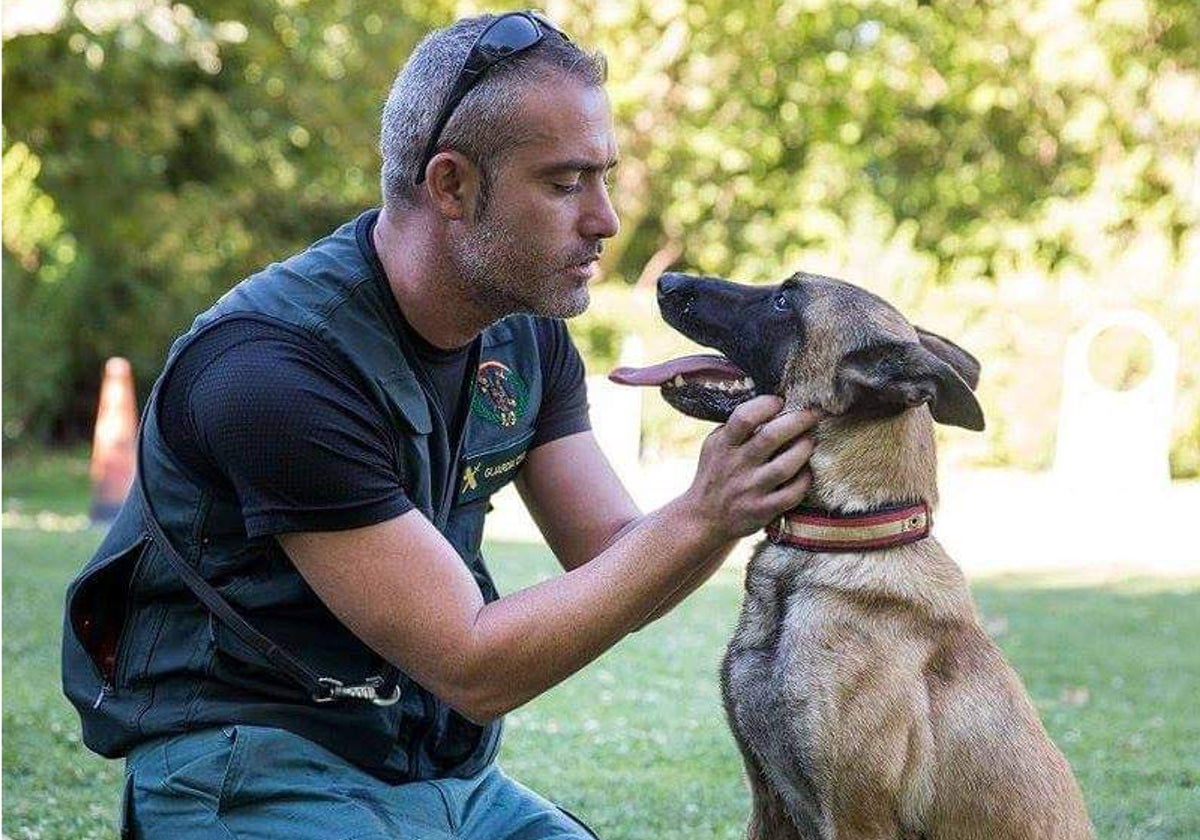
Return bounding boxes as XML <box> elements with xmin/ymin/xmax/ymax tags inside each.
<box><xmin>415</xmin><ymin>10</ymin><xmax>570</xmax><ymax>185</ymax></box>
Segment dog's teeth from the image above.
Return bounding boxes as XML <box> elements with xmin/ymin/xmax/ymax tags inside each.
<box><xmin>672</xmin><ymin>375</ymin><xmax>685</xmax><ymax>387</ymax></box>
<box><xmin>684</xmin><ymin>376</ymin><xmax>757</xmax><ymax>393</ymax></box>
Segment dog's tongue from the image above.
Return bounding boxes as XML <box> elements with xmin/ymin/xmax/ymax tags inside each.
<box><xmin>609</xmin><ymin>354</ymin><xmax>745</xmax><ymax>387</ymax></box>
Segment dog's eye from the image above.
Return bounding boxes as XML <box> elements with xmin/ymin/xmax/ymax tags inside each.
<box><xmin>773</xmin><ymin>293</ymin><xmax>791</xmax><ymax>312</ymax></box>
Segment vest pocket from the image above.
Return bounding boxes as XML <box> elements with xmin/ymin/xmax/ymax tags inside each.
<box><xmin>66</xmin><ymin>532</ymin><xmax>151</xmax><ymax>690</ymax></box>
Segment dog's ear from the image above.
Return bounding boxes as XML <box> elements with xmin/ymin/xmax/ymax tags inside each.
<box><xmin>835</xmin><ymin>342</ymin><xmax>986</xmax><ymax>431</ymax></box>
<box><xmin>914</xmin><ymin>326</ymin><xmax>981</xmax><ymax>391</ymax></box>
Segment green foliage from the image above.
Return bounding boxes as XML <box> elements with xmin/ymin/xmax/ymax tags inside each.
<box><xmin>2</xmin><ymin>140</ymin><xmax>85</xmax><ymax>442</ymax></box>
<box><xmin>3</xmin><ymin>0</ymin><xmax>1198</xmax><ymax>472</ymax></box>
<box><xmin>575</xmin><ymin>0</ymin><xmax>1200</xmax><ymax>285</ymax></box>
<box><xmin>2</xmin><ymin>0</ymin><xmax>437</xmax><ymax>439</ymax></box>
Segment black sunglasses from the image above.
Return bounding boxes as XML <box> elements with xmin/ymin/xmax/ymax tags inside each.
<box><xmin>415</xmin><ymin>10</ymin><xmax>570</xmax><ymax>185</ymax></box>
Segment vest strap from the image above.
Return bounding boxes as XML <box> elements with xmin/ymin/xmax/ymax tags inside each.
<box><xmin>135</xmin><ymin>409</ymin><xmax>401</xmax><ymax>706</ymax></box>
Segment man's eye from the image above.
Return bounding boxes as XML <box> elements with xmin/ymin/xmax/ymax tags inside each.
<box><xmin>553</xmin><ymin>181</ymin><xmax>581</xmax><ymax>194</ymax></box>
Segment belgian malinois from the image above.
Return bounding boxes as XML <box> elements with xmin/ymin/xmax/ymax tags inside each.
<box><xmin>611</xmin><ymin>272</ymin><xmax>1092</xmax><ymax>840</ymax></box>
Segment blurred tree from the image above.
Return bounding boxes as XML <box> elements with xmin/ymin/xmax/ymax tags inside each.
<box><xmin>3</xmin><ymin>0</ymin><xmax>449</xmax><ymax>439</ymax></box>
<box><xmin>575</xmin><ymin>0</ymin><xmax>1199</xmax><ymax>286</ymax></box>
<box><xmin>3</xmin><ymin>0</ymin><xmax>1197</xmax><ymax>470</ymax></box>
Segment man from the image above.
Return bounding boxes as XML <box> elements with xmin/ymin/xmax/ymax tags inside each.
<box><xmin>62</xmin><ymin>11</ymin><xmax>818</xmax><ymax>838</ymax></box>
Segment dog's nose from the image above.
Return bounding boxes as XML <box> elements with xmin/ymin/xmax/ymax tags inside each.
<box><xmin>658</xmin><ymin>272</ymin><xmax>690</xmax><ymax>301</ymax></box>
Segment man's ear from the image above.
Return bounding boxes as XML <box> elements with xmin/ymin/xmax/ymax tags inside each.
<box><xmin>425</xmin><ymin>151</ymin><xmax>480</xmax><ymax>221</ymax></box>
<box><xmin>834</xmin><ymin>341</ymin><xmax>985</xmax><ymax>431</ymax></box>
<box><xmin>915</xmin><ymin>326</ymin><xmax>981</xmax><ymax>391</ymax></box>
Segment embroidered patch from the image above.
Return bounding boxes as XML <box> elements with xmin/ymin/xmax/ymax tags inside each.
<box><xmin>471</xmin><ymin>360</ymin><xmax>529</xmax><ymax>428</ymax></box>
<box><xmin>458</xmin><ymin>432</ymin><xmax>534</xmax><ymax>504</ymax></box>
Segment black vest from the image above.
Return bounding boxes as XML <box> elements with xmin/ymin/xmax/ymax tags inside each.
<box><xmin>62</xmin><ymin>211</ymin><xmax>545</xmax><ymax>780</ymax></box>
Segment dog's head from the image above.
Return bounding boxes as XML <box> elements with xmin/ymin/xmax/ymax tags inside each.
<box><xmin>611</xmin><ymin>271</ymin><xmax>984</xmax><ymax>431</ymax></box>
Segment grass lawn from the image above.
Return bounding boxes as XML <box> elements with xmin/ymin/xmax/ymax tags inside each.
<box><xmin>3</xmin><ymin>451</ymin><xmax>1198</xmax><ymax>838</ymax></box>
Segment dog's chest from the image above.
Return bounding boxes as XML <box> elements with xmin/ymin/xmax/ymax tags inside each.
<box><xmin>722</xmin><ymin>548</ymin><xmax>825</xmax><ymax>757</ymax></box>
<box><xmin>720</xmin><ymin>544</ymin><xmax>835</xmax><ymax>826</ymax></box>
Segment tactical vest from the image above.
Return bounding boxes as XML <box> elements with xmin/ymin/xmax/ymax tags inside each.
<box><xmin>62</xmin><ymin>211</ymin><xmax>545</xmax><ymax>780</ymax></box>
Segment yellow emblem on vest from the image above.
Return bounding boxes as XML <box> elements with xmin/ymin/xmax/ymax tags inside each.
<box><xmin>461</xmin><ymin>463</ymin><xmax>480</xmax><ymax>494</ymax></box>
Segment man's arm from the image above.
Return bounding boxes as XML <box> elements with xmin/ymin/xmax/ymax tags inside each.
<box><xmin>278</xmin><ymin>397</ymin><xmax>817</xmax><ymax>725</ymax></box>
<box><xmin>514</xmin><ymin>431</ymin><xmax>640</xmax><ymax>573</ymax></box>
<box><xmin>514</xmin><ymin>430</ymin><xmax>734</xmax><ymax>628</ymax></box>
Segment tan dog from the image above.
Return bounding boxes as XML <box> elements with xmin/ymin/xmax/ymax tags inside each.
<box><xmin>612</xmin><ymin>271</ymin><xmax>1092</xmax><ymax>840</ymax></box>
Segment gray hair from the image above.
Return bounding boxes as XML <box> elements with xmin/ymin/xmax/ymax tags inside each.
<box><xmin>380</xmin><ymin>14</ymin><xmax>607</xmax><ymax>213</ymax></box>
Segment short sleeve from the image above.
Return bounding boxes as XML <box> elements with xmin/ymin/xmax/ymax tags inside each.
<box><xmin>529</xmin><ymin>318</ymin><xmax>591</xmax><ymax>449</ymax></box>
<box><xmin>159</xmin><ymin>320</ymin><xmax>413</xmax><ymax>537</ymax></box>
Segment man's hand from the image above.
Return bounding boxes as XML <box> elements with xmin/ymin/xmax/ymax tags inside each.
<box><xmin>682</xmin><ymin>396</ymin><xmax>820</xmax><ymax>540</ymax></box>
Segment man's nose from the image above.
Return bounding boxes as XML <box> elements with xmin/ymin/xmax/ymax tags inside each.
<box><xmin>581</xmin><ymin>183</ymin><xmax>620</xmax><ymax>240</ymax></box>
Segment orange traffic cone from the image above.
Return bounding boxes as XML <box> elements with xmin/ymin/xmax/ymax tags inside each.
<box><xmin>89</xmin><ymin>357</ymin><xmax>138</xmax><ymax>523</ymax></box>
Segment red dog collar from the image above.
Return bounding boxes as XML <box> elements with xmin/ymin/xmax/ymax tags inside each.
<box><xmin>765</xmin><ymin>501</ymin><xmax>931</xmax><ymax>552</ymax></box>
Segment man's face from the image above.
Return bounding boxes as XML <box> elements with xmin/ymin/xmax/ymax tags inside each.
<box><xmin>450</xmin><ymin>79</ymin><xmax>620</xmax><ymax>320</ymax></box>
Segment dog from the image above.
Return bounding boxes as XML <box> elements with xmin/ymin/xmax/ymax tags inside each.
<box><xmin>611</xmin><ymin>271</ymin><xmax>1092</xmax><ymax>840</ymax></box>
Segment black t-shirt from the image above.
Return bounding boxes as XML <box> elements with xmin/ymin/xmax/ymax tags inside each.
<box><xmin>158</xmin><ymin>233</ymin><xmax>591</xmax><ymax>539</ymax></box>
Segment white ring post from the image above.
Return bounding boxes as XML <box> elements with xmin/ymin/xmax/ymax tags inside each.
<box><xmin>1054</xmin><ymin>310</ymin><xmax>1178</xmax><ymax>496</ymax></box>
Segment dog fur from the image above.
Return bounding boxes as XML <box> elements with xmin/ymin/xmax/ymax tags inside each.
<box><xmin>657</xmin><ymin>271</ymin><xmax>1093</xmax><ymax>840</ymax></box>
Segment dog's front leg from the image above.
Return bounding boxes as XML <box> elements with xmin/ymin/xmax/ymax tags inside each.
<box><xmin>744</xmin><ymin>757</ymin><xmax>813</xmax><ymax>840</ymax></box>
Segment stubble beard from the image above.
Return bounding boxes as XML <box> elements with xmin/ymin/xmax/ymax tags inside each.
<box><xmin>450</xmin><ymin>214</ymin><xmax>590</xmax><ymax>322</ymax></box>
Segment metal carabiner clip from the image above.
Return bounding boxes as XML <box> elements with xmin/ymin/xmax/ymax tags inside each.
<box><xmin>370</xmin><ymin>683</ymin><xmax>402</xmax><ymax>707</ymax></box>
<box><xmin>314</xmin><ymin>675</ymin><xmax>401</xmax><ymax>706</ymax></box>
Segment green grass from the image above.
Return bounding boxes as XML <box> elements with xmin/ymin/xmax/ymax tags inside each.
<box><xmin>4</xmin><ymin>453</ymin><xmax>1198</xmax><ymax>838</ymax></box>
<box><xmin>2</xmin><ymin>447</ymin><xmax>92</xmax><ymax>515</ymax></box>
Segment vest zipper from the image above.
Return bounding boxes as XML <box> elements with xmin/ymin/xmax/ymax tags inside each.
<box><xmin>93</xmin><ymin>682</ymin><xmax>112</xmax><ymax>709</ymax></box>
<box><xmin>403</xmin><ymin>337</ymin><xmax>481</xmax><ymax>527</ymax></box>
<box><xmin>377</xmin><ymin>294</ymin><xmax>482</xmax><ymax>774</ymax></box>
<box><xmin>436</xmin><ymin>339</ymin><xmax>480</xmax><ymax>521</ymax></box>
<box><xmin>404</xmin><ymin>346</ymin><xmax>478</xmax><ymax>777</ymax></box>
<box><xmin>92</xmin><ymin>558</ymin><xmax>153</xmax><ymax>713</ymax></box>
<box><xmin>108</xmin><ymin>550</ymin><xmax>151</xmax><ymax>688</ymax></box>
<box><xmin>72</xmin><ymin>535</ymin><xmax>150</xmax><ymax>710</ymax></box>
